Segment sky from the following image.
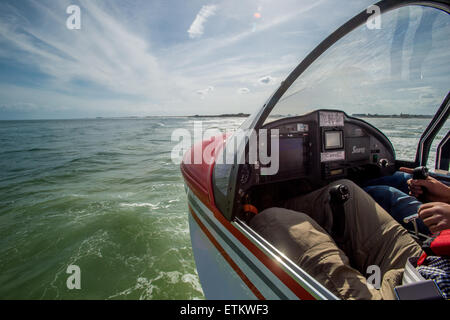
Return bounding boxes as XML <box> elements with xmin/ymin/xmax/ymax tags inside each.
<box><xmin>273</xmin><ymin>5</ymin><xmax>450</xmax><ymax>117</ymax></box>
<box><xmin>0</xmin><ymin>0</ymin><xmax>399</xmax><ymax>120</ymax></box>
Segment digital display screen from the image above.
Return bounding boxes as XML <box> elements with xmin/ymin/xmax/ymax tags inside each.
<box><xmin>325</xmin><ymin>131</ymin><xmax>343</xmax><ymax>150</ymax></box>
<box><xmin>279</xmin><ymin>138</ymin><xmax>303</xmax><ymax>172</ymax></box>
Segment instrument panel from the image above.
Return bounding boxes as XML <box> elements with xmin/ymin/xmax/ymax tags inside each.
<box><xmin>238</xmin><ymin>110</ymin><xmax>396</xmax><ymax>189</ymax></box>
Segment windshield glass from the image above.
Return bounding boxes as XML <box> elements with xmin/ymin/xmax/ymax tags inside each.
<box><xmin>264</xmin><ymin>5</ymin><xmax>450</xmax><ymax>161</ymax></box>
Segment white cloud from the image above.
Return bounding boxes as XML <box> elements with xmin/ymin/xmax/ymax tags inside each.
<box><xmin>188</xmin><ymin>5</ymin><xmax>218</xmax><ymax>39</ymax></box>
<box><xmin>0</xmin><ymin>101</ymin><xmax>38</xmax><ymax>111</ymax></box>
<box><xmin>0</xmin><ymin>0</ymin><xmax>171</xmax><ymax>99</ymax></box>
<box><xmin>258</xmin><ymin>75</ymin><xmax>276</xmax><ymax>85</ymax></box>
<box><xmin>237</xmin><ymin>88</ymin><xmax>250</xmax><ymax>94</ymax></box>
<box><xmin>196</xmin><ymin>86</ymin><xmax>214</xmax><ymax>99</ymax></box>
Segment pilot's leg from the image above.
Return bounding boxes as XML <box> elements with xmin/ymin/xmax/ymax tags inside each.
<box><xmin>361</xmin><ymin>171</ymin><xmax>411</xmax><ymax>194</ymax></box>
<box><xmin>250</xmin><ymin>207</ymin><xmax>385</xmax><ymax>300</ymax></box>
<box><xmin>363</xmin><ymin>185</ymin><xmax>430</xmax><ymax>235</ymax></box>
<box><xmin>283</xmin><ymin>180</ymin><xmax>422</xmax><ymax>282</ymax></box>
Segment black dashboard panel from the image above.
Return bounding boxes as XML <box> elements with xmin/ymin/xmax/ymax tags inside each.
<box><xmin>237</xmin><ymin>110</ymin><xmax>396</xmax><ymax>192</ymax></box>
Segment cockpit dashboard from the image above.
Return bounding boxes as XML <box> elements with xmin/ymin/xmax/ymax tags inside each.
<box><xmin>235</xmin><ymin>110</ymin><xmax>396</xmax><ymax>215</ymax></box>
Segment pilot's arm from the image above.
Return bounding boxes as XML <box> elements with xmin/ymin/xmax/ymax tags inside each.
<box><xmin>403</xmin><ymin>167</ymin><xmax>450</xmax><ymax>233</ymax></box>
<box><xmin>400</xmin><ymin>167</ymin><xmax>450</xmax><ymax>203</ymax></box>
<box><xmin>407</xmin><ymin>176</ymin><xmax>450</xmax><ymax>203</ymax></box>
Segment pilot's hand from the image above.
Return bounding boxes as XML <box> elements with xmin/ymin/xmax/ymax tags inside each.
<box><xmin>407</xmin><ymin>176</ymin><xmax>450</xmax><ymax>203</ymax></box>
<box><xmin>400</xmin><ymin>167</ymin><xmax>450</xmax><ymax>203</ymax></box>
<box><xmin>418</xmin><ymin>202</ymin><xmax>450</xmax><ymax>234</ymax></box>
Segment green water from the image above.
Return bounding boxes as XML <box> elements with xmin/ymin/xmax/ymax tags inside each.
<box><xmin>0</xmin><ymin>117</ymin><xmax>243</xmax><ymax>300</ymax></box>
<box><xmin>0</xmin><ymin>117</ymin><xmax>447</xmax><ymax>299</ymax></box>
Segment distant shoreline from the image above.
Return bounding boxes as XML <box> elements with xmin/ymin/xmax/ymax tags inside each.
<box><xmin>352</xmin><ymin>113</ymin><xmax>433</xmax><ymax>119</ymax></box>
<box><xmin>189</xmin><ymin>113</ymin><xmax>250</xmax><ymax>118</ymax></box>
<box><xmin>1</xmin><ymin>113</ymin><xmax>435</xmax><ymax>121</ymax></box>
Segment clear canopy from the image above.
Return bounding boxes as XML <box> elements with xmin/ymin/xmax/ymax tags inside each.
<box><xmin>263</xmin><ymin>5</ymin><xmax>450</xmax><ymax>162</ymax></box>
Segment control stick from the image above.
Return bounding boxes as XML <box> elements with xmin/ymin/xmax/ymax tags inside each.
<box><xmin>329</xmin><ymin>184</ymin><xmax>350</xmax><ymax>240</ymax></box>
<box><xmin>412</xmin><ymin>166</ymin><xmax>429</xmax><ymax>203</ymax></box>
<box><xmin>399</xmin><ymin>166</ymin><xmax>430</xmax><ymax>239</ymax></box>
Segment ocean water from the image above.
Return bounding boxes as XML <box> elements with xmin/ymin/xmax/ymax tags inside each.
<box><xmin>0</xmin><ymin>116</ymin><xmax>448</xmax><ymax>300</ymax></box>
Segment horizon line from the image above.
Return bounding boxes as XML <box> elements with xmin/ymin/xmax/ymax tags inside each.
<box><xmin>0</xmin><ymin>113</ymin><xmax>436</xmax><ymax>121</ymax></box>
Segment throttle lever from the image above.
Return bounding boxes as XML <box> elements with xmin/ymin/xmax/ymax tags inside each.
<box><xmin>403</xmin><ymin>214</ymin><xmax>419</xmax><ymax>238</ymax></box>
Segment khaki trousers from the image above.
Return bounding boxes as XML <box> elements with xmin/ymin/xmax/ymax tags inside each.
<box><xmin>250</xmin><ymin>179</ymin><xmax>422</xmax><ymax>300</ymax></box>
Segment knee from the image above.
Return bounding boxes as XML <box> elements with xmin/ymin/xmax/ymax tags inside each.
<box><xmin>252</xmin><ymin>207</ymin><xmax>313</xmax><ymax>235</ymax></box>
<box><xmin>250</xmin><ymin>207</ymin><xmax>336</xmax><ymax>261</ymax></box>
<box><xmin>364</xmin><ymin>185</ymin><xmax>404</xmax><ymax>200</ymax></box>
<box><xmin>393</xmin><ymin>171</ymin><xmax>411</xmax><ymax>181</ymax></box>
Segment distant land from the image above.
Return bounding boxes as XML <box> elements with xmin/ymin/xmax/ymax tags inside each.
<box><xmin>190</xmin><ymin>113</ymin><xmax>250</xmax><ymax>118</ymax></box>
<box><xmin>5</xmin><ymin>113</ymin><xmax>436</xmax><ymax>121</ymax></box>
<box><xmin>352</xmin><ymin>113</ymin><xmax>433</xmax><ymax>119</ymax></box>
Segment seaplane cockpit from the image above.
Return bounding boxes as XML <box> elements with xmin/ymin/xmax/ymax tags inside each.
<box><xmin>233</xmin><ymin>110</ymin><xmax>397</xmax><ymax>223</ymax></box>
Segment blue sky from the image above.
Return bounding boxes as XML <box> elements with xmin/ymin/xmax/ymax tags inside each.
<box><xmin>0</xmin><ymin>0</ymin><xmax>386</xmax><ymax>119</ymax></box>
<box><xmin>273</xmin><ymin>5</ymin><xmax>450</xmax><ymax>117</ymax></box>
